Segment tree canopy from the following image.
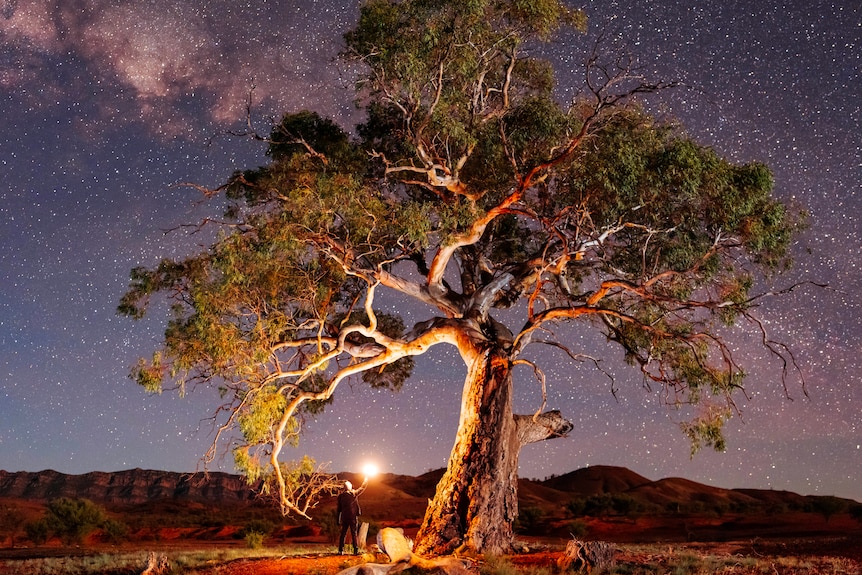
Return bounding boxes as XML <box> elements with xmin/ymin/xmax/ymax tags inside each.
<box><xmin>120</xmin><ymin>0</ymin><xmax>803</xmax><ymax>552</ymax></box>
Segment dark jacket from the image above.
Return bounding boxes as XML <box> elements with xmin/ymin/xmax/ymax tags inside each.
<box><xmin>337</xmin><ymin>490</ymin><xmax>361</xmax><ymax>523</ymax></box>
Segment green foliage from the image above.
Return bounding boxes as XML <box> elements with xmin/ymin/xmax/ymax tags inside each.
<box><xmin>244</xmin><ymin>530</ymin><xmax>266</xmax><ymax>549</ymax></box>
<box><xmin>567</xmin><ymin>493</ymin><xmax>645</xmax><ymax>517</ymax></box>
<box><xmin>268</xmin><ymin>111</ymin><xmax>357</xmax><ymax>164</ymax></box>
<box><xmin>346</xmin><ymin>0</ymin><xmax>586</xmax><ymax>185</ymax></box>
<box><xmin>679</xmin><ymin>406</ymin><xmax>732</xmax><ymax>456</ymax></box>
<box><xmin>100</xmin><ymin>518</ymin><xmax>129</xmax><ymax>543</ymax></box>
<box><xmin>503</xmin><ymin>96</ymin><xmax>571</xmax><ymax>165</ymax></box>
<box><xmin>566</xmin><ymin>519</ymin><xmax>588</xmax><ymax>538</ymax></box>
<box><xmin>513</xmin><ymin>506</ymin><xmax>545</xmax><ymax>534</ymax></box>
<box><xmin>239</xmin><ymin>519</ymin><xmax>277</xmax><ymax>539</ymax></box>
<box><xmin>120</xmin><ymin>0</ymin><xmax>804</xmax><ymax>524</ymax></box>
<box><xmin>332</xmin><ymin>310</ymin><xmax>416</xmax><ymax>390</ymax></box>
<box><xmin>565</xmin><ymin>498</ymin><xmax>585</xmax><ymax>517</ymax></box>
<box><xmin>239</xmin><ymin>519</ymin><xmax>275</xmax><ymax>549</ymax></box>
<box><xmin>318</xmin><ymin>509</ymin><xmax>340</xmax><ymax>544</ymax></box>
<box><xmin>559</xmin><ymin>109</ymin><xmax>796</xmax><ymax>280</ymax></box>
<box><xmin>43</xmin><ymin>498</ymin><xmax>106</xmax><ymax>545</ymax></box>
<box><xmin>237</xmin><ymin>386</ymin><xmax>288</xmax><ymax>445</ymax></box>
<box><xmin>24</xmin><ymin>518</ymin><xmax>49</xmax><ymax>545</ymax></box>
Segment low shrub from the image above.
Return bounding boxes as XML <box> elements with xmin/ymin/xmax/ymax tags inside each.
<box><xmin>244</xmin><ymin>530</ymin><xmax>266</xmax><ymax>549</ymax></box>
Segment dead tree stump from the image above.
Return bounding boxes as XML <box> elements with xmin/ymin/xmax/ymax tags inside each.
<box><xmin>358</xmin><ymin>521</ymin><xmax>369</xmax><ymax>551</ymax></box>
<box><xmin>140</xmin><ymin>551</ymin><xmax>170</xmax><ymax>575</ymax></box>
<box><xmin>557</xmin><ymin>538</ymin><xmax>616</xmax><ymax>573</ymax></box>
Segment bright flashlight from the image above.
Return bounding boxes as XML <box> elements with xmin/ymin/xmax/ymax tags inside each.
<box><xmin>362</xmin><ymin>463</ymin><xmax>379</xmax><ymax>480</ymax></box>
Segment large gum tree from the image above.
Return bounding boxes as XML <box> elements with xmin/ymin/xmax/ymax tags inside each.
<box><xmin>120</xmin><ymin>0</ymin><xmax>803</xmax><ymax>556</ymax></box>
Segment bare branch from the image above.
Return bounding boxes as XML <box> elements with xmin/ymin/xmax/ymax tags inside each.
<box><xmin>512</xmin><ymin>358</ymin><xmax>548</xmax><ymax>418</ymax></box>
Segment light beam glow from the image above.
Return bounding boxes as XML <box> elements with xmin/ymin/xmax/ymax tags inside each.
<box><xmin>362</xmin><ymin>462</ymin><xmax>379</xmax><ymax>479</ymax></box>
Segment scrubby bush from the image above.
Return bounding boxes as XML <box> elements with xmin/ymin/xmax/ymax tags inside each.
<box><xmin>239</xmin><ymin>518</ymin><xmax>276</xmax><ymax>549</ymax></box>
<box><xmin>567</xmin><ymin>493</ymin><xmax>642</xmax><ymax>517</ymax></box>
<box><xmin>45</xmin><ymin>498</ymin><xmax>106</xmax><ymax>545</ymax></box>
<box><xmin>101</xmin><ymin>518</ymin><xmax>129</xmax><ymax>543</ymax></box>
<box><xmin>0</xmin><ymin>505</ymin><xmax>24</xmax><ymax>547</ymax></box>
<box><xmin>565</xmin><ymin>498</ymin><xmax>586</xmax><ymax>517</ymax></box>
<box><xmin>514</xmin><ymin>506</ymin><xmax>545</xmax><ymax>534</ymax></box>
<box><xmin>25</xmin><ymin>518</ymin><xmax>50</xmax><ymax>545</ymax></box>
<box><xmin>318</xmin><ymin>509</ymin><xmax>340</xmax><ymax>543</ymax></box>
<box><xmin>244</xmin><ymin>530</ymin><xmax>266</xmax><ymax>549</ymax></box>
<box><xmin>808</xmin><ymin>496</ymin><xmax>846</xmax><ymax>522</ymax></box>
<box><xmin>24</xmin><ymin>498</ymin><xmax>124</xmax><ymax>546</ymax></box>
<box><xmin>239</xmin><ymin>518</ymin><xmax>276</xmax><ymax>538</ymax></box>
<box><xmin>566</xmin><ymin>519</ymin><xmax>588</xmax><ymax>538</ymax></box>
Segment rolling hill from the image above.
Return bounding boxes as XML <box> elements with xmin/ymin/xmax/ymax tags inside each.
<box><xmin>1</xmin><ymin>465</ymin><xmax>859</xmax><ymax>546</ymax></box>
<box><xmin>2</xmin><ymin>465</ymin><xmax>856</xmax><ymax>517</ymax></box>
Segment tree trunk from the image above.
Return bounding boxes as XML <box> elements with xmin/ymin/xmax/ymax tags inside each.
<box><xmin>413</xmin><ymin>331</ymin><xmax>574</xmax><ymax>557</ymax></box>
<box><xmin>414</xmin><ymin>344</ymin><xmax>520</xmax><ymax>556</ymax></box>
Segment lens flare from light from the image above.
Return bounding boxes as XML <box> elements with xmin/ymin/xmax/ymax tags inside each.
<box><xmin>362</xmin><ymin>463</ymin><xmax>379</xmax><ymax>479</ymax></box>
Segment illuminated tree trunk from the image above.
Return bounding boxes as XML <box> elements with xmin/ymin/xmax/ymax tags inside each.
<box><xmin>414</xmin><ymin>340</ymin><xmax>571</xmax><ymax>556</ymax></box>
<box><xmin>415</xmin><ymin>344</ymin><xmax>517</xmax><ymax>556</ymax></box>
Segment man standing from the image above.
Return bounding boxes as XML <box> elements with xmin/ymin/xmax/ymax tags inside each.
<box><xmin>336</xmin><ymin>479</ymin><xmax>366</xmax><ymax>554</ymax></box>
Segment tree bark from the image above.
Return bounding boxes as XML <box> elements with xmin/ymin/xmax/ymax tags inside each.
<box><xmin>414</xmin><ymin>344</ymin><xmax>520</xmax><ymax>556</ymax></box>
<box><xmin>413</xmin><ymin>330</ymin><xmax>574</xmax><ymax>556</ymax></box>
<box><xmin>515</xmin><ymin>410</ymin><xmax>573</xmax><ymax>445</ymax></box>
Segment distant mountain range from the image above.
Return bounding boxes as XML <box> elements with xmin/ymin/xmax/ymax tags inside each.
<box><xmin>0</xmin><ymin>468</ymin><xmax>259</xmax><ymax>505</ymax></box>
<box><xmin>524</xmin><ymin>465</ymin><xmax>828</xmax><ymax>512</ymax></box>
<box><xmin>0</xmin><ymin>465</ymin><xmax>855</xmax><ymax>512</ymax></box>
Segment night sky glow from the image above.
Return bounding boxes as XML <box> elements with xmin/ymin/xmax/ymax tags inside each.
<box><xmin>1</xmin><ymin>1</ymin><xmax>860</xmax><ymax>501</ymax></box>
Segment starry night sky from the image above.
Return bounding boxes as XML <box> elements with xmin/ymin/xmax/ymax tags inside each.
<box><xmin>1</xmin><ymin>1</ymin><xmax>860</xmax><ymax>501</ymax></box>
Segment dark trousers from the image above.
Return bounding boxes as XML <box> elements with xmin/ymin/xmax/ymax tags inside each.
<box><xmin>338</xmin><ymin>518</ymin><xmax>359</xmax><ymax>553</ymax></box>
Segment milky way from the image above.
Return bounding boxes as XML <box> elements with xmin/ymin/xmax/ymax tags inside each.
<box><xmin>1</xmin><ymin>1</ymin><xmax>859</xmax><ymax>501</ymax></box>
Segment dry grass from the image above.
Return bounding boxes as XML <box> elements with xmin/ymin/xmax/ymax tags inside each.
<box><xmin>608</xmin><ymin>549</ymin><xmax>858</xmax><ymax>575</ymax></box>
<box><xmin>0</xmin><ymin>545</ymin><xmax>336</xmax><ymax>575</ymax></box>
<box><xmin>1</xmin><ymin>538</ymin><xmax>859</xmax><ymax>575</ymax></box>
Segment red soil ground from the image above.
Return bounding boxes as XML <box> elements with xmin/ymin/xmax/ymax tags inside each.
<box><xmin>2</xmin><ymin>510</ymin><xmax>859</xmax><ymax>573</ymax></box>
